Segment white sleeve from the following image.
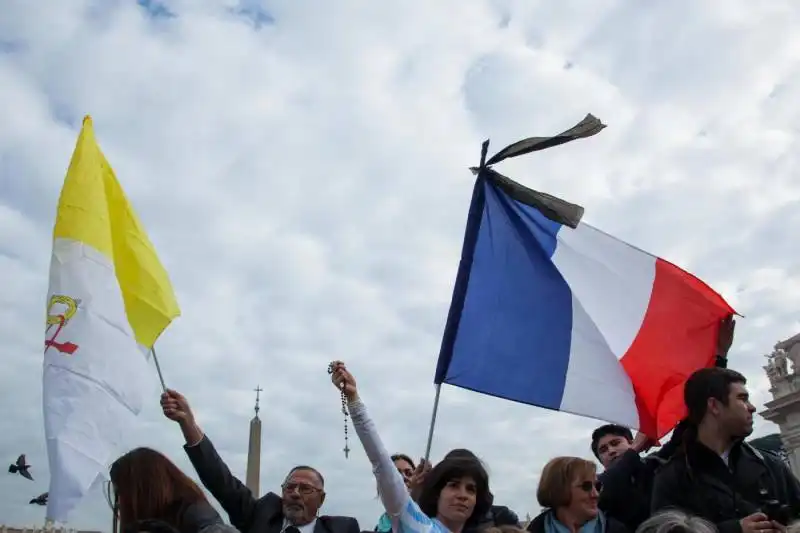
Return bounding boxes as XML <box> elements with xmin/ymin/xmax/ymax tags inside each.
<box><xmin>348</xmin><ymin>398</ymin><xmax>409</xmax><ymax>516</ymax></box>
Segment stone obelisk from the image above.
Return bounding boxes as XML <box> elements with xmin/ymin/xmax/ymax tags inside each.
<box><xmin>245</xmin><ymin>386</ymin><xmax>263</xmax><ymax>497</ymax></box>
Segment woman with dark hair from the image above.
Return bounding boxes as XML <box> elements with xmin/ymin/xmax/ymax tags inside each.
<box><xmin>330</xmin><ymin>361</ymin><xmax>493</xmax><ymax>533</ymax></box>
<box><xmin>441</xmin><ymin>450</ymin><xmax>520</xmax><ymax>531</ymax></box>
<box><xmin>109</xmin><ymin>447</ymin><xmax>234</xmax><ymax>533</ymax></box>
<box><xmin>526</xmin><ymin>457</ymin><xmax>626</xmax><ymax>533</ymax></box>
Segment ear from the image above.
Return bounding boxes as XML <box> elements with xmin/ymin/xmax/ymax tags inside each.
<box><xmin>707</xmin><ymin>397</ymin><xmax>721</xmax><ymax>417</ymax></box>
<box><xmin>319</xmin><ymin>491</ymin><xmax>326</xmax><ymax>506</ymax></box>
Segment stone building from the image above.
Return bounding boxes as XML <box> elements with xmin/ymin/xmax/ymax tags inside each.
<box><xmin>760</xmin><ymin>331</ymin><xmax>800</xmax><ymax>478</ymax></box>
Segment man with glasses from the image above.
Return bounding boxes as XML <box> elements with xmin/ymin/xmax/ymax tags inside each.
<box><xmin>161</xmin><ymin>389</ymin><xmax>360</xmax><ymax>533</ymax></box>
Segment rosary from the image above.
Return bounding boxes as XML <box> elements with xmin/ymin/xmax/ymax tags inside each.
<box><xmin>327</xmin><ymin>362</ymin><xmax>350</xmax><ymax>458</ymax></box>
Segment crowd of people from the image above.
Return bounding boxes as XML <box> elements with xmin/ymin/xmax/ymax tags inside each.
<box><xmin>105</xmin><ymin>352</ymin><xmax>800</xmax><ymax>533</ymax></box>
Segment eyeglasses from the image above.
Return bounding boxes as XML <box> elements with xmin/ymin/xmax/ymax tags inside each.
<box><xmin>578</xmin><ymin>480</ymin><xmax>603</xmax><ymax>493</ymax></box>
<box><xmin>281</xmin><ymin>482</ymin><xmax>322</xmax><ymax>495</ymax></box>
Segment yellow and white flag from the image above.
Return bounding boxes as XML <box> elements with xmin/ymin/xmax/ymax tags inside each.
<box><xmin>44</xmin><ymin>116</ymin><xmax>180</xmax><ymax>523</ymax></box>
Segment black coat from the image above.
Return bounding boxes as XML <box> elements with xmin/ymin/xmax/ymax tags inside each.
<box><xmin>526</xmin><ymin>510</ymin><xmax>627</xmax><ymax>533</ymax></box>
<box><xmin>185</xmin><ymin>435</ymin><xmax>360</xmax><ymax>533</ymax></box>
<box><xmin>651</xmin><ymin>438</ymin><xmax>800</xmax><ymax>533</ymax></box>
<box><xmin>598</xmin><ymin>449</ymin><xmax>663</xmax><ymax>531</ymax></box>
<box><xmin>465</xmin><ymin>505</ymin><xmax>520</xmax><ymax>532</ymax></box>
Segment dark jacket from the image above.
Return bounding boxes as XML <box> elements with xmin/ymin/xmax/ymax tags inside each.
<box><xmin>465</xmin><ymin>505</ymin><xmax>520</xmax><ymax>532</ymax></box>
<box><xmin>526</xmin><ymin>510</ymin><xmax>627</xmax><ymax>533</ymax></box>
<box><xmin>651</xmin><ymin>438</ymin><xmax>800</xmax><ymax>533</ymax></box>
<box><xmin>179</xmin><ymin>501</ymin><xmax>228</xmax><ymax>533</ymax></box>
<box><xmin>185</xmin><ymin>435</ymin><xmax>360</xmax><ymax>533</ymax></box>
<box><xmin>598</xmin><ymin>449</ymin><xmax>664</xmax><ymax>531</ymax></box>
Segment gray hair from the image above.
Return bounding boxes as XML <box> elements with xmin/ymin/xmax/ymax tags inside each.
<box><xmin>636</xmin><ymin>511</ymin><xmax>717</xmax><ymax>533</ymax></box>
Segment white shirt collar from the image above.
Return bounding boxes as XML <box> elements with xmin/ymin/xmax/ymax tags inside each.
<box><xmin>281</xmin><ymin>518</ymin><xmax>317</xmax><ymax>533</ymax></box>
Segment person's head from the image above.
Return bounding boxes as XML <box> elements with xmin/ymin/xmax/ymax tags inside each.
<box><xmin>635</xmin><ymin>510</ymin><xmax>716</xmax><ymax>533</ymax></box>
<box><xmin>684</xmin><ymin>367</ymin><xmax>755</xmax><ymax>440</ymax></box>
<box><xmin>443</xmin><ymin>449</ymin><xmax>479</xmax><ymax>461</ymax></box>
<box><xmin>591</xmin><ymin>425</ymin><xmax>633</xmax><ymax>468</ymax></box>
<box><xmin>391</xmin><ymin>454</ymin><xmax>416</xmax><ymax>489</ymax></box>
<box><xmin>109</xmin><ymin>448</ymin><xmax>207</xmax><ymax>532</ymax></box>
<box><xmin>537</xmin><ymin>457</ymin><xmax>600</xmax><ymax>525</ymax></box>
<box><xmin>417</xmin><ymin>457</ymin><xmax>492</xmax><ymax>531</ymax></box>
<box><xmin>281</xmin><ymin>466</ymin><xmax>325</xmax><ymax>525</ymax></box>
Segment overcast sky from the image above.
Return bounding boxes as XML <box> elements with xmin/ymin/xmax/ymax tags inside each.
<box><xmin>2</xmin><ymin>0</ymin><xmax>800</xmax><ymax>530</ymax></box>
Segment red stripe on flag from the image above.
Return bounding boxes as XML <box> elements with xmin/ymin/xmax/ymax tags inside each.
<box><xmin>620</xmin><ymin>258</ymin><xmax>735</xmax><ymax>439</ymax></box>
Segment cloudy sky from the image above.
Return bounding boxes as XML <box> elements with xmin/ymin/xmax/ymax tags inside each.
<box><xmin>2</xmin><ymin>0</ymin><xmax>800</xmax><ymax>530</ymax></box>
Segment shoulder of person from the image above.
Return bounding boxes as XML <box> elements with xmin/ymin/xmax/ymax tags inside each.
<box><xmin>320</xmin><ymin>515</ymin><xmax>360</xmax><ymax>530</ymax></box>
<box><xmin>604</xmin><ymin>515</ymin><xmax>629</xmax><ymax>533</ymax></box>
<box><xmin>489</xmin><ymin>505</ymin><xmax>520</xmax><ymax>526</ymax></box>
<box><xmin>198</xmin><ymin>524</ymin><xmax>240</xmax><ymax>533</ymax></box>
<box><xmin>180</xmin><ymin>501</ymin><xmax>223</xmax><ymax>530</ymax></box>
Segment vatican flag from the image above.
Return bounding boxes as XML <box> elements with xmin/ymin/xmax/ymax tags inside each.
<box><xmin>44</xmin><ymin>116</ymin><xmax>180</xmax><ymax>523</ymax></box>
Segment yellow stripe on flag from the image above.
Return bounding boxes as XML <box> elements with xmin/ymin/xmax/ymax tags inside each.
<box><xmin>53</xmin><ymin>115</ymin><xmax>180</xmax><ymax>348</ymax></box>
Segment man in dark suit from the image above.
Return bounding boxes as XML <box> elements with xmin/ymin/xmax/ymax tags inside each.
<box><xmin>161</xmin><ymin>389</ymin><xmax>360</xmax><ymax>533</ymax></box>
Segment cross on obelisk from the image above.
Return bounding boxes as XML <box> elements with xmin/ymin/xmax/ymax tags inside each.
<box><xmin>246</xmin><ymin>385</ymin><xmax>264</xmax><ymax>497</ymax></box>
<box><xmin>254</xmin><ymin>385</ymin><xmax>263</xmax><ymax>415</ymax></box>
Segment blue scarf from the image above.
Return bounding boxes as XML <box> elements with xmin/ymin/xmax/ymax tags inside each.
<box><xmin>375</xmin><ymin>513</ymin><xmax>393</xmax><ymax>533</ymax></box>
<box><xmin>543</xmin><ymin>510</ymin><xmax>605</xmax><ymax>533</ymax></box>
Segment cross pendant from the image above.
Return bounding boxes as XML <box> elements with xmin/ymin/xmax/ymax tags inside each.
<box><xmin>344</xmin><ymin>445</ymin><xmax>350</xmax><ymax>458</ymax></box>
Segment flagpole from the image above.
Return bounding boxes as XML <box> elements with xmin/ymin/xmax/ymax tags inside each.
<box><xmin>423</xmin><ymin>384</ymin><xmax>442</xmax><ymax>462</ymax></box>
<box><xmin>151</xmin><ymin>346</ymin><xmax>167</xmax><ymax>392</ymax></box>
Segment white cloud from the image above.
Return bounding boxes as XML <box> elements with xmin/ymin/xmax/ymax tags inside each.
<box><xmin>1</xmin><ymin>0</ymin><xmax>800</xmax><ymax>529</ymax></box>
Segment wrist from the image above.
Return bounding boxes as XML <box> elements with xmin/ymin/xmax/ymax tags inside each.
<box><xmin>346</xmin><ymin>392</ymin><xmax>360</xmax><ymax>403</ymax></box>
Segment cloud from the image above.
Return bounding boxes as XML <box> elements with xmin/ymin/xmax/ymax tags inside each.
<box><xmin>1</xmin><ymin>0</ymin><xmax>800</xmax><ymax>529</ymax></box>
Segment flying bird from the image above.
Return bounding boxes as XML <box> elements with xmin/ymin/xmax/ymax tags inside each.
<box><xmin>30</xmin><ymin>492</ymin><xmax>48</xmax><ymax>506</ymax></box>
<box><xmin>8</xmin><ymin>454</ymin><xmax>33</xmax><ymax>480</ymax></box>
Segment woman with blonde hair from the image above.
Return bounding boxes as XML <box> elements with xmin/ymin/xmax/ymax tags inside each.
<box><xmin>526</xmin><ymin>457</ymin><xmax>627</xmax><ymax>533</ymax></box>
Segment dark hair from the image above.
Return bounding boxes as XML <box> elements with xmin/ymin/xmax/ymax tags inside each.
<box><xmin>417</xmin><ymin>457</ymin><xmax>492</xmax><ymax>527</ymax></box>
<box><xmin>590</xmin><ymin>424</ymin><xmax>633</xmax><ymax>458</ymax></box>
<box><xmin>286</xmin><ymin>465</ymin><xmax>325</xmax><ymax>487</ymax></box>
<box><xmin>684</xmin><ymin>367</ymin><xmax>747</xmax><ymax>424</ymax></box>
<box><xmin>443</xmin><ymin>448</ymin><xmax>479</xmax><ymax>461</ymax></box>
<box><xmin>391</xmin><ymin>454</ymin><xmax>416</xmax><ymax>470</ymax></box>
<box><xmin>110</xmin><ymin>448</ymin><xmax>207</xmax><ymax>533</ymax></box>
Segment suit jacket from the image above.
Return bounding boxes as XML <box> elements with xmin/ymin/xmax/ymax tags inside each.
<box><xmin>185</xmin><ymin>435</ymin><xmax>360</xmax><ymax>533</ymax></box>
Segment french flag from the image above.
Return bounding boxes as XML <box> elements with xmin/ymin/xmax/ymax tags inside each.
<box><xmin>435</xmin><ymin>170</ymin><xmax>735</xmax><ymax>438</ymax></box>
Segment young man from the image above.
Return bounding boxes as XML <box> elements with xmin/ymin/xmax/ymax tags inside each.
<box><xmin>591</xmin><ymin>424</ymin><xmax>657</xmax><ymax>531</ymax></box>
<box><xmin>651</xmin><ymin>368</ymin><xmax>800</xmax><ymax>533</ymax></box>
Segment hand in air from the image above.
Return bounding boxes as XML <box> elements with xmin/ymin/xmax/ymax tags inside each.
<box><xmin>409</xmin><ymin>458</ymin><xmax>432</xmax><ymax>502</ymax></box>
<box><xmin>160</xmin><ymin>389</ymin><xmax>194</xmax><ymax>426</ymax></box>
<box><xmin>329</xmin><ymin>361</ymin><xmax>359</xmax><ymax>402</ymax></box>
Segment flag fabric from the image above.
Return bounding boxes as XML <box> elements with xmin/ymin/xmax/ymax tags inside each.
<box><xmin>44</xmin><ymin>116</ymin><xmax>180</xmax><ymax>522</ymax></box>
<box><xmin>435</xmin><ymin>125</ymin><xmax>734</xmax><ymax>439</ymax></box>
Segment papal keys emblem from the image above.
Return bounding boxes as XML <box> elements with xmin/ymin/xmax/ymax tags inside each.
<box><xmin>45</xmin><ymin>294</ymin><xmax>81</xmax><ymax>355</ymax></box>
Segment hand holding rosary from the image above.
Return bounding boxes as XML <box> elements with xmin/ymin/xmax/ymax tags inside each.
<box><xmin>328</xmin><ymin>361</ymin><xmax>351</xmax><ymax>458</ymax></box>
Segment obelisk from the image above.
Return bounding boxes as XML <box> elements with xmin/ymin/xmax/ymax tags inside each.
<box><xmin>245</xmin><ymin>386</ymin><xmax>263</xmax><ymax>497</ymax></box>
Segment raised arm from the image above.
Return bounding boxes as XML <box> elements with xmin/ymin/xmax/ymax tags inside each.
<box><xmin>329</xmin><ymin>362</ymin><xmax>409</xmax><ymax>516</ymax></box>
<box><xmin>161</xmin><ymin>389</ymin><xmax>261</xmax><ymax>530</ymax></box>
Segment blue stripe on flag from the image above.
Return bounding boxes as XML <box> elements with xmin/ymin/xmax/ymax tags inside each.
<box><xmin>443</xmin><ymin>179</ymin><xmax>574</xmax><ymax>409</ymax></box>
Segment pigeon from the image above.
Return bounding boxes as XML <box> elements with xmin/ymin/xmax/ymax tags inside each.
<box><xmin>8</xmin><ymin>454</ymin><xmax>33</xmax><ymax>480</ymax></box>
<box><xmin>30</xmin><ymin>492</ymin><xmax>48</xmax><ymax>506</ymax></box>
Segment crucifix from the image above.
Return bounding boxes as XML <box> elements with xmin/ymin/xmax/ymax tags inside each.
<box><xmin>254</xmin><ymin>386</ymin><xmax>263</xmax><ymax>415</ymax></box>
